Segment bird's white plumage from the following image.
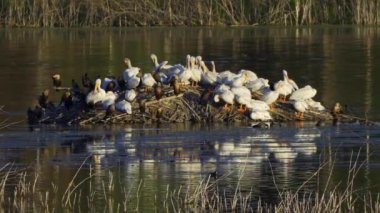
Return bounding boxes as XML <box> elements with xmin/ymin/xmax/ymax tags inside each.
<box><xmin>260</xmin><ymin>87</ymin><xmax>279</xmax><ymax>104</ymax></box>
<box><xmin>246</xmin><ymin>99</ymin><xmax>270</xmax><ymax>111</ymax></box>
<box><xmin>123</xmin><ymin>58</ymin><xmax>140</xmax><ymax>82</ymax></box>
<box><xmin>115</xmin><ymin>100</ymin><xmax>132</xmax><ymax>114</ymax></box>
<box><xmin>293</xmin><ymin>100</ymin><xmax>309</xmax><ymax>112</ymax></box>
<box><xmin>239</xmin><ymin>69</ymin><xmax>258</xmax><ymax>82</ymax></box>
<box><xmin>125</xmin><ymin>89</ymin><xmax>137</xmax><ymax>102</ymax></box>
<box><xmin>86</xmin><ymin>79</ymin><xmax>106</xmax><ymax>105</ymax></box>
<box><xmin>142</xmin><ymin>73</ymin><xmax>156</xmax><ymax>88</ymax></box>
<box><xmin>246</xmin><ymin>78</ymin><xmax>269</xmax><ymax>92</ymax></box>
<box><xmin>126</xmin><ymin>76</ymin><xmax>140</xmax><ymax>89</ymax></box>
<box><xmin>289</xmin><ymin>85</ymin><xmax>317</xmax><ymax>101</ymax></box>
<box><xmin>249</xmin><ymin>110</ymin><xmax>272</xmax><ymax>121</ymax></box>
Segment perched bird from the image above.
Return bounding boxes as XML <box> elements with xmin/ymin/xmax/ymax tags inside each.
<box><xmin>138</xmin><ymin>99</ymin><xmax>146</xmax><ymax>113</ymax></box>
<box><xmin>246</xmin><ymin>78</ymin><xmax>269</xmax><ymax>93</ymax></box>
<box><xmin>238</xmin><ymin>69</ymin><xmax>258</xmax><ymax>82</ymax></box>
<box><xmin>249</xmin><ymin>110</ymin><xmax>272</xmax><ymax>121</ymax></box>
<box><xmin>104</xmin><ymin>104</ymin><xmax>116</xmax><ymax>118</ymax></box>
<box><xmin>199</xmin><ymin>88</ymin><xmax>213</xmax><ymax>105</ymax></box>
<box><xmin>214</xmin><ymin>85</ymin><xmax>234</xmax><ymax>111</ymax></box>
<box><xmin>38</xmin><ymin>89</ymin><xmax>50</xmax><ymax>108</ymax></box>
<box><xmin>81</xmin><ymin>73</ymin><xmax>94</xmax><ymax>89</ymax></box>
<box><xmin>231</xmin><ymin>86</ymin><xmax>252</xmax><ymax>112</ymax></box>
<box><xmin>332</xmin><ymin>102</ymin><xmax>343</xmax><ymax>114</ymax></box>
<box><xmin>115</xmin><ymin>100</ymin><xmax>132</xmax><ymax>114</ymax></box>
<box><xmin>154</xmin><ymin>82</ymin><xmax>164</xmax><ymax>100</ymax></box>
<box><xmin>125</xmin><ymin>89</ymin><xmax>137</xmax><ymax>102</ymax></box>
<box><xmin>102</xmin><ymin>91</ymin><xmax>117</xmax><ymax>110</ymax></box>
<box><xmin>142</xmin><ymin>73</ymin><xmax>157</xmax><ymax>92</ymax></box>
<box><xmin>190</xmin><ymin>56</ymin><xmax>203</xmax><ymax>86</ymax></box>
<box><xmin>71</xmin><ymin>79</ymin><xmax>81</xmax><ymax>93</ymax></box>
<box><xmin>305</xmin><ymin>99</ymin><xmax>325</xmax><ymax>111</ymax></box>
<box><xmin>105</xmin><ymin>81</ymin><xmax>116</xmax><ymax>92</ymax></box>
<box><xmin>260</xmin><ymin>84</ymin><xmax>280</xmax><ymax>108</ymax></box>
<box><xmin>283</xmin><ymin>70</ymin><xmax>299</xmax><ymax>91</ymax></box>
<box><xmin>123</xmin><ymin>58</ymin><xmax>140</xmax><ymax>83</ymax></box>
<box><xmin>289</xmin><ymin>85</ymin><xmax>317</xmax><ymax>101</ymax></box>
<box><xmin>293</xmin><ymin>100</ymin><xmax>309</xmax><ymax>120</ymax></box>
<box><xmin>170</xmin><ymin>76</ymin><xmax>180</xmax><ymax>96</ymax></box>
<box><xmin>126</xmin><ymin>73</ymin><xmax>141</xmax><ymax>90</ymax></box>
<box><xmin>201</xmin><ymin>61</ymin><xmax>218</xmax><ymax>86</ymax></box>
<box><xmin>246</xmin><ymin>99</ymin><xmax>270</xmax><ymax>112</ymax></box>
<box><xmin>101</xmin><ymin>77</ymin><xmax>119</xmax><ymax>92</ymax></box>
<box><xmin>60</xmin><ymin>91</ymin><xmax>73</xmax><ymax>109</ymax></box>
<box><xmin>52</xmin><ymin>74</ymin><xmax>62</xmax><ymax>88</ymax></box>
<box><xmin>86</xmin><ymin>79</ymin><xmax>106</xmax><ymax>105</ymax></box>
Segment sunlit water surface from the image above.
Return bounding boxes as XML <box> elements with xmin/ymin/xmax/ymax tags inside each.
<box><xmin>0</xmin><ymin>26</ymin><xmax>380</xmax><ymax>211</ymax></box>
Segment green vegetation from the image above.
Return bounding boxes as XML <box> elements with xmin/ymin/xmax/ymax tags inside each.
<box><xmin>0</xmin><ymin>0</ymin><xmax>379</xmax><ymax>27</ymax></box>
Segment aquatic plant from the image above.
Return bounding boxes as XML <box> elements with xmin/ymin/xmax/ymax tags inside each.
<box><xmin>0</xmin><ymin>151</ymin><xmax>379</xmax><ymax>212</ymax></box>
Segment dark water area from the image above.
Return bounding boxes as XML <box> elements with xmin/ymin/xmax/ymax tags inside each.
<box><xmin>0</xmin><ymin>26</ymin><xmax>380</xmax><ymax>211</ymax></box>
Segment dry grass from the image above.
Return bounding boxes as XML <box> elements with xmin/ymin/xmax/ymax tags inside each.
<box><xmin>0</xmin><ymin>150</ymin><xmax>379</xmax><ymax>212</ymax></box>
<box><xmin>0</xmin><ymin>0</ymin><xmax>379</xmax><ymax>27</ymax></box>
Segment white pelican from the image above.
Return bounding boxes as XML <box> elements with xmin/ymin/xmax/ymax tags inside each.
<box><xmin>101</xmin><ymin>77</ymin><xmax>119</xmax><ymax>91</ymax></box>
<box><xmin>274</xmin><ymin>80</ymin><xmax>293</xmax><ymax>101</ymax></box>
<box><xmin>52</xmin><ymin>74</ymin><xmax>61</xmax><ymax>87</ymax></box>
<box><xmin>123</xmin><ymin>58</ymin><xmax>140</xmax><ymax>82</ymax></box>
<box><xmin>102</xmin><ymin>91</ymin><xmax>118</xmax><ymax>109</ymax></box>
<box><xmin>200</xmin><ymin>61</ymin><xmax>218</xmax><ymax>86</ymax></box>
<box><xmin>195</xmin><ymin>56</ymin><xmax>203</xmax><ymax>69</ymax></box>
<box><xmin>190</xmin><ymin>56</ymin><xmax>203</xmax><ymax>86</ymax></box>
<box><xmin>305</xmin><ymin>99</ymin><xmax>325</xmax><ymax>111</ymax></box>
<box><xmin>142</xmin><ymin>73</ymin><xmax>156</xmax><ymax>92</ymax></box>
<box><xmin>238</xmin><ymin>69</ymin><xmax>258</xmax><ymax>82</ymax></box>
<box><xmin>246</xmin><ymin>78</ymin><xmax>269</xmax><ymax>93</ymax></box>
<box><xmin>160</xmin><ymin>56</ymin><xmax>187</xmax><ymax>78</ymax></box>
<box><xmin>126</xmin><ymin>74</ymin><xmax>141</xmax><ymax>90</ymax></box>
<box><xmin>115</xmin><ymin>100</ymin><xmax>132</xmax><ymax>114</ymax></box>
<box><xmin>86</xmin><ymin>79</ymin><xmax>106</xmax><ymax>105</ymax></box>
<box><xmin>249</xmin><ymin>110</ymin><xmax>272</xmax><ymax>121</ymax></box>
<box><xmin>231</xmin><ymin>86</ymin><xmax>252</xmax><ymax>112</ymax></box>
<box><xmin>177</xmin><ymin>55</ymin><xmax>192</xmax><ymax>85</ymax></box>
<box><xmin>289</xmin><ymin>85</ymin><xmax>317</xmax><ymax>101</ymax></box>
<box><xmin>216</xmin><ymin>70</ymin><xmax>237</xmax><ymax>85</ymax></box>
<box><xmin>246</xmin><ymin>99</ymin><xmax>270</xmax><ymax>111</ymax></box>
<box><xmin>293</xmin><ymin>100</ymin><xmax>309</xmax><ymax>119</ymax></box>
<box><xmin>125</xmin><ymin>89</ymin><xmax>137</xmax><ymax>102</ymax></box>
<box><xmin>230</xmin><ymin>73</ymin><xmax>249</xmax><ymax>87</ymax></box>
<box><xmin>214</xmin><ymin>85</ymin><xmax>235</xmax><ymax>111</ymax></box>
<box><xmin>283</xmin><ymin>70</ymin><xmax>299</xmax><ymax>91</ymax></box>
<box><xmin>150</xmin><ymin>54</ymin><xmax>171</xmax><ymax>72</ymax></box>
<box><xmin>260</xmin><ymin>86</ymin><xmax>280</xmax><ymax>107</ymax></box>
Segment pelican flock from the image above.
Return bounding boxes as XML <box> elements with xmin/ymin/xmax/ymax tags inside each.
<box><xmin>38</xmin><ymin>54</ymin><xmax>328</xmax><ymax>125</ymax></box>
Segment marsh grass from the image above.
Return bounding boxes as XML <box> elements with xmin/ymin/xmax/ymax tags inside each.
<box><xmin>0</xmin><ymin>0</ymin><xmax>379</xmax><ymax>27</ymax></box>
<box><xmin>0</xmin><ymin>150</ymin><xmax>379</xmax><ymax>212</ymax></box>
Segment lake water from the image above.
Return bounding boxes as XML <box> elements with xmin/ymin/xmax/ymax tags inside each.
<box><xmin>0</xmin><ymin>26</ymin><xmax>380</xmax><ymax>211</ymax></box>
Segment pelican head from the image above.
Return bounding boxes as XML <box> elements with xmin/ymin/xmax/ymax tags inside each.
<box><xmin>196</xmin><ymin>56</ymin><xmax>202</xmax><ymax>64</ymax></box>
<box><xmin>52</xmin><ymin>74</ymin><xmax>60</xmax><ymax>80</ymax></box>
<box><xmin>211</xmin><ymin>61</ymin><xmax>216</xmax><ymax>72</ymax></box>
<box><xmin>150</xmin><ymin>54</ymin><xmax>158</xmax><ymax>66</ymax></box>
<box><xmin>190</xmin><ymin>56</ymin><xmax>196</xmax><ymax>68</ymax></box>
<box><xmin>94</xmin><ymin>79</ymin><xmax>102</xmax><ymax>92</ymax></box>
<box><xmin>200</xmin><ymin>61</ymin><xmax>210</xmax><ymax>72</ymax></box>
<box><xmin>124</xmin><ymin>58</ymin><xmax>132</xmax><ymax>68</ymax></box>
<box><xmin>282</xmin><ymin>70</ymin><xmax>289</xmax><ymax>80</ymax></box>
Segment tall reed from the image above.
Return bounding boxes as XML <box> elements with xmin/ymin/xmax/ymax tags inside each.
<box><xmin>0</xmin><ymin>0</ymin><xmax>379</xmax><ymax>27</ymax></box>
<box><xmin>0</xmin><ymin>151</ymin><xmax>379</xmax><ymax>212</ymax></box>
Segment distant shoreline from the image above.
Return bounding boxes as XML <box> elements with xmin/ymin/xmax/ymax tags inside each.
<box><xmin>1</xmin><ymin>0</ymin><xmax>379</xmax><ymax>27</ymax></box>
